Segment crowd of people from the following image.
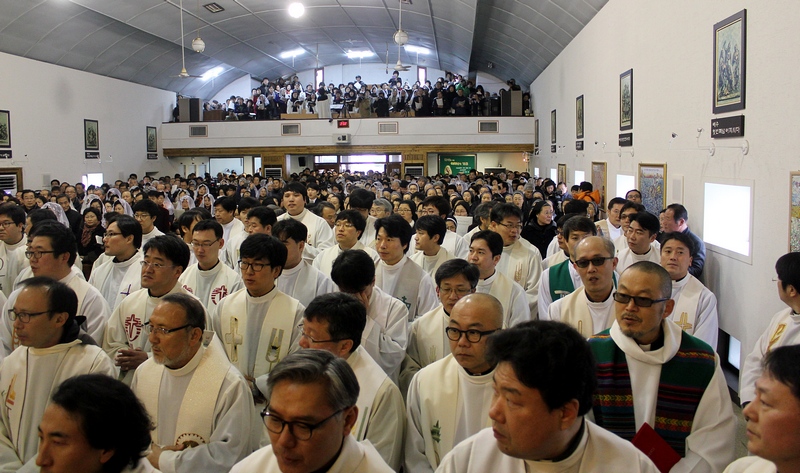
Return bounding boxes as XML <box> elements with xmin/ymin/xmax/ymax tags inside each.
<box><xmin>0</xmin><ymin>166</ymin><xmax>796</xmax><ymax>473</ymax></box>
<box><xmin>182</xmin><ymin>73</ymin><xmax>531</xmax><ymax>121</ymax></box>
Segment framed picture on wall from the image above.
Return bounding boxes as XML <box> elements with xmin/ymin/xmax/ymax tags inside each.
<box><xmin>591</xmin><ymin>162</ymin><xmax>607</xmax><ymax>211</ymax></box>
<box><xmin>534</xmin><ymin>118</ymin><xmax>539</xmax><ymax>149</ymax></box>
<box><xmin>576</xmin><ymin>95</ymin><xmax>584</xmax><ymax>139</ymax></box>
<box><xmin>0</xmin><ymin>111</ymin><xmax>10</xmax><ymax>148</ymax></box>
<box><xmin>146</xmin><ymin>126</ymin><xmax>157</xmax><ymax>153</ymax></box>
<box><xmin>551</xmin><ymin>109</ymin><xmax>557</xmax><ymax>144</ymax></box>
<box><xmin>558</xmin><ymin>163</ymin><xmax>567</xmax><ymax>185</ymax></box>
<box><xmin>638</xmin><ymin>163</ymin><xmax>667</xmax><ymax>215</ymax></box>
<box><xmin>84</xmin><ymin>119</ymin><xmax>99</xmax><ymax>150</ymax></box>
<box><xmin>620</xmin><ymin>69</ymin><xmax>633</xmax><ymax>130</ymax></box>
<box><xmin>713</xmin><ymin>9</ymin><xmax>747</xmax><ymax>114</ymax></box>
<box><xmin>790</xmin><ymin>172</ymin><xmax>800</xmax><ymax>252</ymax></box>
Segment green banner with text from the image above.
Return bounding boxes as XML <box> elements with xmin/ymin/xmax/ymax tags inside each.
<box><xmin>438</xmin><ymin>155</ymin><xmax>476</xmax><ymax>175</ymax></box>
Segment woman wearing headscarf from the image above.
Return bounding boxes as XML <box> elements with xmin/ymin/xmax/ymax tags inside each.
<box><xmin>78</xmin><ymin>208</ymin><xmax>105</xmax><ymax>274</ymax></box>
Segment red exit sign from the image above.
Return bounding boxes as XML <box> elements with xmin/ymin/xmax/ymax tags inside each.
<box><xmin>337</xmin><ymin>119</ymin><xmax>350</xmax><ymax>128</ymax></box>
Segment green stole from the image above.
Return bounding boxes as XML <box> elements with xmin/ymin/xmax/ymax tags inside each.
<box><xmin>588</xmin><ymin>329</ymin><xmax>716</xmax><ymax>456</ymax></box>
<box><xmin>549</xmin><ymin>259</ymin><xmax>575</xmax><ymax>301</ymax></box>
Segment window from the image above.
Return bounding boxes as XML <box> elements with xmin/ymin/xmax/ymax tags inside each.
<box><xmin>616</xmin><ymin>174</ymin><xmax>635</xmax><ymax>198</ymax></box>
<box><xmin>534</xmin><ymin>167</ymin><xmax>540</xmax><ymax>178</ymax></box>
<box><xmin>418</xmin><ymin>66</ymin><xmax>427</xmax><ymax>85</ymax></box>
<box><xmin>574</xmin><ymin>171</ymin><xmax>585</xmax><ymax>185</ymax></box>
<box><xmin>550</xmin><ymin>168</ymin><xmax>557</xmax><ymax>182</ymax></box>
<box><xmin>315</xmin><ymin>68</ymin><xmax>324</xmax><ymax>88</ymax></box>
<box><xmin>83</xmin><ymin>173</ymin><xmax>103</xmax><ymax>188</ymax></box>
<box><xmin>703</xmin><ymin>180</ymin><xmax>752</xmax><ymax>262</ymax></box>
<box><xmin>315</xmin><ymin>155</ymin><xmax>338</xmax><ymax>164</ymax></box>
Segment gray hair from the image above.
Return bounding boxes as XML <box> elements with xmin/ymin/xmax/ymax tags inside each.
<box><xmin>373</xmin><ymin>198</ymin><xmax>393</xmax><ymax>213</ymax></box>
<box><xmin>265</xmin><ymin>350</ymin><xmax>359</xmax><ymax>411</ymax></box>
<box><xmin>160</xmin><ymin>293</ymin><xmax>206</xmax><ymax>330</ymax></box>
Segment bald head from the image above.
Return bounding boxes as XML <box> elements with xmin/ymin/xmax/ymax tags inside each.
<box><xmin>451</xmin><ymin>293</ymin><xmax>504</xmax><ymax>329</ymax></box>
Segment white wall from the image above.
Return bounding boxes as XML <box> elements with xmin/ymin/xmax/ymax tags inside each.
<box><xmin>474</xmin><ymin>71</ymin><xmax>510</xmax><ymax>96</ymax></box>
<box><xmin>0</xmin><ymin>52</ymin><xmax>181</xmax><ymax>189</ymax></box>
<box><xmin>529</xmin><ymin>0</ymin><xmax>796</xmax><ymax>368</ymax></box>
<box><xmin>210</xmin><ymin>74</ymin><xmax>260</xmax><ymax>104</ymax></box>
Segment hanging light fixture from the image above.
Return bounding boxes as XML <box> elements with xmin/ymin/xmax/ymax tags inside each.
<box><xmin>192</xmin><ymin>0</ymin><xmax>205</xmax><ymax>52</ymax></box>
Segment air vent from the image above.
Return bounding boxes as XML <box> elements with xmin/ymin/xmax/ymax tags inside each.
<box><xmin>282</xmin><ymin>123</ymin><xmax>301</xmax><ymax>136</ymax></box>
<box><xmin>0</xmin><ymin>173</ymin><xmax>19</xmax><ymax>195</ymax></box>
<box><xmin>189</xmin><ymin>125</ymin><xmax>207</xmax><ymax>137</ymax></box>
<box><xmin>203</xmin><ymin>3</ymin><xmax>224</xmax><ymax>13</ymax></box>
<box><xmin>405</xmin><ymin>165</ymin><xmax>424</xmax><ymax>178</ymax></box>
<box><xmin>262</xmin><ymin>167</ymin><xmax>283</xmax><ymax>179</ymax></box>
<box><xmin>478</xmin><ymin>121</ymin><xmax>499</xmax><ymax>133</ymax></box>
<box><xmin>378</xmin><ymin>122</ymin><xmax>398</xmax><ymax>134</ymax></box>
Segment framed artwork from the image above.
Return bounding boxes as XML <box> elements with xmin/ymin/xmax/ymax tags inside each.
<box><xmin>84</xmin><ymin>119</ymin><xmax>99</xmax><ymax>150</ymax></box>
<box><xmin>576</xmin><ymin>95</ymin><xmax>584</xmax><ymax>139</ymax></box>
<box><xmin>620</xmin><ymin>69</ymin><xmax>633</xmax><ymax>130</ymax></box>
<box><xmin>790</xmin><ymin>172</ymin><xmax>800</xmax><ymax>251</ymax></box>
<box><xmin>638</xmin><ymin>163</ymin><xmax>667</xmax><ymax>215</ymax></box>
<box><xmin>146</xmin><ymin>126</ymin><xmax>157</xmax><ymax>153</ymax></box>
<box><xmin>0</xmin><ymin>111</ymin><xmax>9</xmax><ymax>148</ymax></box>
<box><xmin>713</xmin><ymin>9</ymin><xmax>747</xmax><ymax>114</ymax></box>
<box><xmin>550</xmin><ymin>109</ymin><xmax>557</xmax><ymax>144</ymax></box>
<box><xmin>558</xmin><ymin>163</ymin><xmax>567</xmax><ymax>185</ymax></box>
<box><xmin>534</xmin><ymin>118</ymin><xmax>539</xmax><ymax>149</ymax></box>
<box><xmin>591</xmin><ymin>162</ymin><xmax>607</xmax><ymax>211</ymax></box>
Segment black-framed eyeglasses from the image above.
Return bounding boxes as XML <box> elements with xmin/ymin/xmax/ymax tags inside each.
<box><xmin>297</xmin><ymin>324</ymin><xmax>345</xmax><ymax>344</ymax></box>
<box><xmin>0</xmin><ymin>221</ymin><xmax>18</xmax><ymax>228</ymax></box>
<box><xmin>438</xmin><ymin>286</ymin><xmax>473</xmax><ymax>297</ymax></box>
<box><xmin>445</xmin><ymin>327</ymin><xmax>498</xmax><ymax>343</ymax></box>
<box><xmin>239</xmin><ymin>260</ymin><xmax>270</xmax><ymax>272</ymax></box>
<box><xmin>191</xmin><ymin>239</ymin><xmax>219</xmax><ymax>248</ymax></box>
<box><xmin>496</xmin><ymin>222</ymin><xmax>523</xmax><ymax>230</ymax></box>
<box><xmin>144</xmin><ymin>321</ymin><xmax>193</xmax><ymax>336</ymax></box>
<box><xmin>261</xmin><ymin>408</ymin><xmax>344</xmax><ymax>441</ymax></box>
<box><xmin>612</xmin><ymin>292</ymin><xmax>669</xmax><ymax>308</ymax></box>
<box><xmin>24</xmin><ymin>250</ymin><xmax>56</xmax><ymax>260</ymax></box>
<box><xmin>574</xmin><ymin>256</ymin><xmax>615</xmax><ymax>269</ymax></box>
<box><xmin>103</xmin><ymin>231</ymin><xmax>122</xmax><ymax>239</ymax></box>
<box><xmin>8</xmin><ymin>309</ymin><xmax>50</xmax><ymax>323</ymax></box>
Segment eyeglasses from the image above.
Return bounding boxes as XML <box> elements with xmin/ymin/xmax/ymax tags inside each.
<box><xmin>144</xmin><ymin>321</ymin><xmax>193</xmax><ymax>336</ymax></box>
<box><xmin>334</xmin><ymin>222</ymin><xmax>355</xmax><ymax>229</ymax></box>
<box><xmin>574</xmin><ymin>256</ymin><xmax>615</xmax><ymax>269</ymax></box>
<box><xmin>8</xmin><ymin>309</ymin><xmax>50</xmax><ymax>323</ymax></box>
<box><xmin>438</xmin><ymin>286</ymin><xmax>473</xmax><ymax>297</ymax></box>
<box><xmin>191</xmin><ymin>239</ymin><xmax>219</xmax><ymax>248</ymax></box>
<box><xmin>239</xmin><ymin>260</ymin><xmax>270</xmax><ymax>272</ymax></box>
<box><xmin>496</xmin><ymin>222</ymin><xmax>523</xmax><ymax>230</ymax></box>
<box><xmin>261</xmin><ymin>408</ymin><xmax>344</xmax><ymax>441</ymax></box>
<box><xmin>298</xmin><ymin>325</ymin><xmax>345</xmax><ymax>344</ymax></box>
<box><xmin>396</xmin><ymin>208</ymin><xmax>411</xmax><ymax>213</ymax></box>
<box><xmin>103</xmin><ymin>231</ymin><xmax>122</xmax><ymax>238</ymax></box>
<box><xmin>0</xmin><ymin>221</ymin><xmax>17</xmax><ymax>228</ymax></box>
<box><xmin>612</xmin><ymin>292</ymin><xmax>669</xmax><ymax>308</ymax></box>
<box><xmin>445</xmin><ymin>327</ymin><xmax>498</xmax><ymax>343</ymax></box>
<box><xmin>25</xmin><ymin>250</ymin><xmax>56</xmax><ymax>260</ymax></box>
<box><xmin>134</xmin><ymin>213</ymin><xmax>152</xmax><ymax>220</ymax></box>
<box><xmin>140</xmin><ymin>260</ymin><xmax>174</xmax><ymax>270</ymax></box>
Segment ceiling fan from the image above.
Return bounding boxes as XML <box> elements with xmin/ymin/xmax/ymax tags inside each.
<box><xmin>171</xmin><ymin>0</ymin><xmax>202</xmax><ymax>78</ymax></box>
<box><xmin>392</xmin><ymin>0</ymin><xmax>411</xmax><ymax>72</ymax></box>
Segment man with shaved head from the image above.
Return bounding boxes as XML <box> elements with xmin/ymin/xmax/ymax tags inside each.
<box><xmin>404</xmin><ymin>293</ymin><xmax>504</xmax><ymax>472</ymax></box>
<box><xmin>547</xmin><ymin>236</ymin><xmax>618</xmax><ymax>338</ymax></box>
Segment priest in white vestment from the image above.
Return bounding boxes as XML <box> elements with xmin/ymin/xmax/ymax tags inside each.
<box><xmin>213</xmin><ymin>197</ymin><xmax>246</xmax><ymax>253</ymax></box>
<box><xmin>0</xmin><ymin>205</ymin><xmax>27</xmax><ymax>297</ymax></box>
<box><xmin>402</xmin><ymin>259</ymin><xmax>480</xmax><ymax>393</ymax></box>
<box><xmin>438</xmin><ymin>319</ymin><xmax>658</xmax><ymax>473</ymax></box>
<box><xmin>88</xmin><ymin>215</ymin><xmax>143</xmax><ymax>310</ymax></box>
<box><xmin>405</xmin><ymin>294</ymin><xmax>504</xmax><ymax>472</ymax></box>
<box><xmin>276</xmin><ymin>182</ymin><xmax>334</xmax><ymax>250</ymax></box>
<box><xmin>547</xmin><ymin>237</ymin><xmax>618</xmax><ymax>338</ymax></box>
<box><xmin>724</xmin><ymin>346</ymin><xmax>800</xmax><ymax>473</ymax></box>
<box><xmin>313</xmin><ymin>210</ymin><xmax>380</xmax><ymax>278</ymax></box>
<box><xmin>273</xmin><ymin>219</ymin><xmax>337</xmax><ymax>308</ymax></box>
<box><xmin>375</xmin><ymin>215</ymin><xmax>438</xmax><ymax>322</ymax></box>
<box><xmin>1</xmin><ymin>222</ymin><xmax>110</xmax><ymax>356</ymax></box>
<box><xmin>587</xmin><ymin>262</ymin><xmax>736</xmax><ymax>473</ymax></box>
<box><xmin>594</xmin><ymin>197</ymin><xmax>627</xmax><ymax>242</ymax></box>
<box><xmin>103</xmin><ymin>235</ymin><xmax>193</xmax><ymax>385</ymax></box>
<box><xmin>133</xmin><ymin>200</ymin><xmax>164</xmax><ymax>246</ymax></box>
<box><xmin>210</xmin><ymin>233</ymin><xmax>304</xmax><ymax>436</ymax></box>
<box><xmin>0</xmin><ymin>278</ymin><xmax>116</xmax><ymax>471</ymax></box>
<box><xmin>660</xmin><ymin>233</ymin><xmax>718</xmax><ymax>349</ymax></box>
<box><xmin>416</xmin><ymin>197</ymin><xmax>469</xmax><ymax>259</ymax></box>
<box><xmin>467</xmin><ymin>230</ymin><xmax>530</xmax><ymax>327</ymax></box>
<box><xmin>178</xmin><ymin>220</ymin><xmax>242</xmax><ymax>310</ymax></box>
<box><xmin>296</xmin><ymin>293</ymin><xmax>405</xmax><ymax>470</ymax></box>
<box><xmin>739</xmin><ymin>252</ymin><xmax>800</xmax><ymax>405</ymax></box>
<box><xmin>231</xmin><ymin>350</ymin><xmax>393</xmax><ymax>473</ymax></box>
<box><xmin>616</xmin><ymin>212</ymin><xmax>662</xmax><ymax>274</ymax></box>
<box><xmin>131</xmin><ymin>294</ymin><xmax>257</xmax><ymax>473</ymax></box>
<box><xmin>410</xmin><ymin>216</ymin><xmax>456</xmax><ymax>278</ymax></box>
<box><xmin>489</xmin><ymin>203</ymin><xmax>543</xmax><ymax>315</ymax></box>
<box><xmin>347</xmin><ymin>188</ymin><xmax>379</xmax><ymax>247</ymax></box>
<box><xmin>331</xmin><ymin>249</ymin><xmax>408</xmax><ymax>383</ymax></box>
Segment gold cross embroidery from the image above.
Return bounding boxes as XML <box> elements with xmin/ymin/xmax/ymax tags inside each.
<box><xmin>225</xmin><ymin>317</ymin><xmax>244</xmax><ymax>362</ymax></box>
<box><xmin>767</xmin><ymin>323</ymin><xmax>786</xmax><ymax>352</ymax></box>
<box><xmin>676</xmin><ymin>312</ymin><xmax>693</xmax><ymax>332</ymax></box>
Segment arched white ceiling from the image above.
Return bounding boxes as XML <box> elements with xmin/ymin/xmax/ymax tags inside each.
<box><xmin>0</xmin><ymin>0</ymin><xmax>607</xmax><ymax>98</ymax></box>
